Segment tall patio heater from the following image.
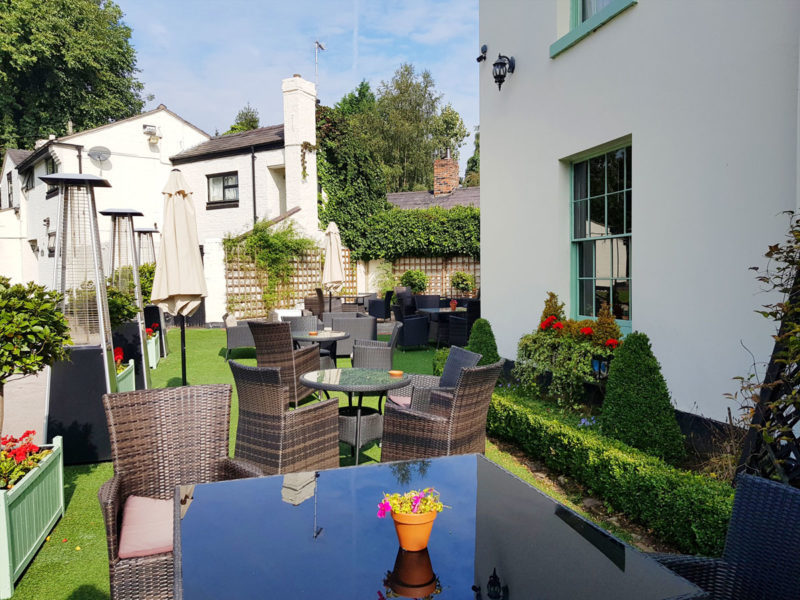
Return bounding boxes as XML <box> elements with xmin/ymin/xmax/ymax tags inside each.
<box><xmin>101</xmin><ymin>209</ymin><xmax>151</xmax><ymax>390</ymax></box>
<box><xmin>136</xmin><ymin>226</ymin><xmax>170</xmax><ymax>357</ymax></box>
<box><xmin>42</xmin><ymin>173</ymin><xmax>115</xmax><ymax>464</ymax></box>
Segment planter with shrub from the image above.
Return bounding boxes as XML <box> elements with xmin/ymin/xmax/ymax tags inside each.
<box><xmin>399</xmin><ymin>270</ymin><xmax>428</xmax><ymax>294</ymax></box>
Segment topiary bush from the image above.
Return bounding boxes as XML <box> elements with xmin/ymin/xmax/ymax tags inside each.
<box><xmin>600</xmin><ymin>332</ymin><xmax>686</xmax><ymax>464</ymax></box>
<box><xmin>450</xmin><ymin>271</ymin><xmax>475</xmax><ymax>294</ymax></box>
<box><xmin>399</xmin><ymin>269</ymin><xmax>428</xmax><ymax>294</ymax></box>
<box><xmin>466</xmin><ymin>318</ymin><xmax>500</xmax><ymax>366</ymax></box>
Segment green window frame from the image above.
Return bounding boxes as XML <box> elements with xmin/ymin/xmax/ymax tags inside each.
<box><xmin>570</xmin><ymin>144</ymin><xmax>632</xmax><ymax>334</ymax></box>
<box><xmin>551</xmin><ymin>0</ymin><xmax>637</xmax><ymax>58</ymax></box>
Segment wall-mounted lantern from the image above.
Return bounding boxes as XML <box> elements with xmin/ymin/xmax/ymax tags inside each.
<box><xmin>492</xmin><ymin>54</ymin><xmax>515</xmax><ymax>90</ymax></box>
<box><xmin>476</xmin><ymin>44</ymin><xmax>488</xmax><ymax>62</ymax></box>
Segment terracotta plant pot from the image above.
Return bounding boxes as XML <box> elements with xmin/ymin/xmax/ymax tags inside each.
<box><xmin>391</xmin><ymin>510</ymin><xmax>437</xmax><ymax>551</ymax></box>
<box><xmin>387</xmin><ymin>547</ymin><xmax>437</xmax><ymax>598</ymax></box>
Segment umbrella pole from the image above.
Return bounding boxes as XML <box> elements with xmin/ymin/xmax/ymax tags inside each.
<box><xmin>328</xmin><ymin>291</ymin><xmax>332</xmax><ymax>312</ymax></box>
<box><xmin>180</xmin><ymin>315</ymin><xmax>187</xmax><ymax>386</ymax></box>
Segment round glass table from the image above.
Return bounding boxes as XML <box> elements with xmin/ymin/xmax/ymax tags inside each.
<box><xmin>300</xmin><ymin>368</ymin><xmax>410</xmax><ymax>464</ymax></box>
<box><xmin>291</xmin><ymin>330</ymin><xmax>349</xmax><ymax>367</ymax></box>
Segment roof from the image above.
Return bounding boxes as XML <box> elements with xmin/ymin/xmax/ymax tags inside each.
<box><xmin>4</xmin><ymin>149</ymin><xmax>33</xmax><ymax>165</ymax></box>
<box><xmin>58</xmin><ymin>105</ymin><xmax>210</xmax><ymax>142</ymax></box>
<box><xmin>387</xmin><ymin>186</ymin><xmax>480</xmax><ymax>210</ymax></box>
<box><xmin>170</xmin><ymin>125</ymin><xmax>285</xmax><ymax>165</ymax></box>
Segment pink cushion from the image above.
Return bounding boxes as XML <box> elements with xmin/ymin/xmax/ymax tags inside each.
<box><xmin>389</xmin><ymin>395</ymin><xmax>412</xmax><ymax>408</ymax></box>
<box><xmin>118</xmin><ymin>495</ymin><xmax>173</xmax><ymax>559</ymax></box>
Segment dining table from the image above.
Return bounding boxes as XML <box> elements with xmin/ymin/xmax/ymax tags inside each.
<box><xmin>174</xmin><ymin>453</ymin><xmax>707</xmax><ymax>599</ymax></box>
<box><xmin>291</xmin><ymin>330</ymin><xmax>349</xmax><ymax>367</ymax></box>
<box><xmin>417</xmin><ymin>306</ymin><xmax>467</xmax><ymax>347</ymax></box>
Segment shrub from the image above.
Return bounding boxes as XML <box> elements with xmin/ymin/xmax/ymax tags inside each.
<box><xmin>450</xmin><ymin>271</ymin><xmax>475</xmax><ymax>293</ymax></box>
<box><xmin>138</xmin><ymin>262</ymin><xmax>155</xmax><ymax>303</ymax></box>
<box><xmin>399</xmin><ymin>269</ymin><xmax>428</xmax><ymax>294</ymax></box>
<box><xmin>466</xmin><ymin>318</ymin><xmax>500</xmax><ymax>366</ymax></box>
<box><xmin>487</xmin><ymin>392</ymin><xmax>732</xmax><ymax>556</ymax></box>
<box><xmin>539</xmin><ymin>291</ymin><xmax>565</xmax><ymax>322</ymax></box>
<box><xmin>600</xmin><ymin>332</ymin><xmax>686</xmax><ymax>464</ymax></box>
<box><xmin>107</xmin><ymin>287</ymin><xmax>138</xmax><ymax>329</ymax></box>
<box><xmin>433</xmin><ymin>347</ymin><xmax>449</xmax><ymax>376</ymax></box>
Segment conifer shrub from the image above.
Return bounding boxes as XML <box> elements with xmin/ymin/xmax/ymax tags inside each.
<box><xmin>600</xmin><ymin>332</ymin><xmax>686</xmax><ymax>463</ymax></box>
<box><xmin>539</xmin><ymin>291</ymin><xmax>565</xmax><ymax>322</ymax></box>
<box><xmin>466</xmin><ymin>318</ymin><xmax>501</xmax><ymax>366</ymax></box>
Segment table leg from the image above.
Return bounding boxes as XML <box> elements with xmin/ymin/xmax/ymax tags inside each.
<box><xmin>331</xmin><ymin>341</ymin><xmax>338</xmax><ymax>368</ymax></box>
<box><xmin>355</xmin><ymin>392</ymin><xmax>363</xmax><ymax>465</ymax></box>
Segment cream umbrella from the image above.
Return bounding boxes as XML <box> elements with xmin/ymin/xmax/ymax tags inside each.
<box><xmin>151</xmin><ymin>168</ymin><xmax>208</xmax><ymax>385</ymax></box>
<box><xmin>321</xmin><ymin>221</ymin><xmax>344</xmax><ymax>312</ymax></box>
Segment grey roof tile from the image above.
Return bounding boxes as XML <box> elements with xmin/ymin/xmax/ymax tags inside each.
<box><xmin>170</xmin><ymin>125</ymin><xmax>284</xmax><ymax>164</ymax></box>
<box><xmin>387</xmin><ymin>186</ymin><xmax>480</xmax><ymax>210</ymax></box>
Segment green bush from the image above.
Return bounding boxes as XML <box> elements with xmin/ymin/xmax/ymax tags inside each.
<box><xmin>600</xmin><ymin>332</ymin><xmax>686</xmax><ymax>464</ymax></box>
<box><xmin>487</xmin><ymin>393</ymin><xmax>732</xmax><ymax>556</ymax></box>
<box><xmin>450</xmin><ymin>271</ymin><xmax>475</xmax><ymax>293</ymax></box>
<box><xmin>433</xmin><ymin>347</ymin><xmax>450</xmax><ymax>376</ymax></box>
<box><xmin>399</xmin><ymin>269</ymin><xmax>428</xmax><ymax>294</ymax></box>
<box><xmin>139</xmin><ymin>262</ymin><xmax>155</xmax><ymax>303</ymax></box>
<box><xmin>466</xmin><ymin>318</ymin><xmax>500</xmax><ymax>366</ymax></box>
<box><xmin>106</xmin><ymin>287</ymin><xmax>139</xmax><ymax>329</ymax></box>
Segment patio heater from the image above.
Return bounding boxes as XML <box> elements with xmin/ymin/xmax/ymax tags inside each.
<box><xmin>101</xmin><ymin>208</ymin><xmax>151</xmax><ymax>390</ymax></box>
<box><xmin>135</xmin><ymin>226</ymin><xmax>169</xmax><ymax>357</ymax></box>
<box><xmin>41</xmin><ymin>173</ymin><xmax>114</xmax><ymax>464</ymax></box>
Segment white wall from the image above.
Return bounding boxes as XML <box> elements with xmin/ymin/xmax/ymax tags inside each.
<box><xmin>479</xmin><ymin>0</ymin><xmax>800</xmax><ymax>420</ymax></box>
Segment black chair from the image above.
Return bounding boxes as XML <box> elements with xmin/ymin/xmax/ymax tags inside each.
<box><xmin>414</xmin><ymin>294</ymin><xmax>440</xmax><ymax>309</ymax></box>
<box><xmin>395</xmin><ymin>292</ymin><xmax>416</xmax><ymax>317</ymax></box>
<box><xmin>391</xmin><ymin>305</ymin><xmax>428</xmax><ymax>348</ymax></box>
<box><xmin>449</xmin><ymin>300</ymin><xmax>481</xmax><ymax>347</ymax></box>
<box><xmin>368</xmin><ymin>290</ymin><xmax>393</xmax><ymax>321</ymax></box>
<box><xmin>652</xmin><ymin>473</ymin><xmax>800</xmax><ymax>599</ymax></box>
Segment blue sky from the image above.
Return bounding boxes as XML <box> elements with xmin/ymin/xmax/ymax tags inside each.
<box><xmin>119</xmin><ymin>0</ymin><xmax>479</xmax><ymax>172</ymax></box>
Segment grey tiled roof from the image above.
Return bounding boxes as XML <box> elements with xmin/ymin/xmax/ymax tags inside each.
<box><xmin>171</xmin><ymin>125</ymin><xmax>284</xmax><ymax>164</ymax></box>
<box><xmin>5</xmin><ymin>149</ymin><xmax>33</xmax><ymax>164</ymax></box>
<box><xmin>387</xmin><ymin>186</ymin><xmax>480</xmax><ymax>210</ymax></box>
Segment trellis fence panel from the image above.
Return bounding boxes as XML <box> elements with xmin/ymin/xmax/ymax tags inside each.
<box><xmin>392</xmin><ymin>256</ymin><xmax>480</xmax><ymax>297</ymax></box>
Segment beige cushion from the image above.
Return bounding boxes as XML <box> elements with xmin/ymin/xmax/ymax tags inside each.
<box><xmin>223</xmin><ymin>313</ymin><xmax>238</xmax><ymax>328</ymax></box>
<box><xmin>118</xmin><ymin>495</ymin><xmax>173</xmax><ymax>559</ymax></box>
<box><xmin>388</xmin><ymin>395</ymin><xmax>412</xmax><ymax>408</ymax></box>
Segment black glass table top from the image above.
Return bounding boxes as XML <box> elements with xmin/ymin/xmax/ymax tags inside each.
<box><xmin>175</xmin><ymin>454</ymin><xmax>703</xmax><ymax>599</ymax></box>
<box><xmin>300</xmin><ymin>368</ymin><xmax>410</xmax><ymax>393</ymax></box>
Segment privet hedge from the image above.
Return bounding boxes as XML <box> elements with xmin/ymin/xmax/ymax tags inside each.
<box><xmin>487</xmin><ymin>394</ymin><xmax>733</xmax><ymax>556</ymax></box>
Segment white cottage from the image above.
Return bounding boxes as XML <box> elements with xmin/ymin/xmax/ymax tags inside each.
<box><xmin>478</xmin><ymin>0</ymin><xmax>800</xmax><ymax>421</ymax></box>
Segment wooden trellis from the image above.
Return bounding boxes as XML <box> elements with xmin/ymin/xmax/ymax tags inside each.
<box><xmin>392</xmin><ymin>256</ymin><xmax>480</xmax><ymax>297</ymax></box>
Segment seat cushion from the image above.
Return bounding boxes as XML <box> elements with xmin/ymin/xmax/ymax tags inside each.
<box><xmin>118</xmin><ymin>495</ymin><xmax>173</xmax><ymax>559</ymax></box>
<box><xmin>388</xmin><ymin>395</ymin><xmax>412</xmax><ymax>408</ymax></box>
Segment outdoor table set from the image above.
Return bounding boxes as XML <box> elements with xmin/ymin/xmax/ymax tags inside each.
<box><xmin>291</xmin><ymin>329</ymin><xmax>349</xmax><ymax>367</ymax></box>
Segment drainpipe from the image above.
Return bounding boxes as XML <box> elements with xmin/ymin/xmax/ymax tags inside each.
<box><xmin>251</xmin><ymin>146</ymin><xmax>257</xmax><ymax>227</ymax></box>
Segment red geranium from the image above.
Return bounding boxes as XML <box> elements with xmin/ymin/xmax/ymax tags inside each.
<box><xmin>151</xmin><ymin>322</ymin><xmax>159</xmax><ymax>330</ymax></box>
<box><xmin>146</xmin><ymin>328</ymin><xmax>153</xmax><ymax>336</ymax></box>
<box><xmin>540</xmin><ymin>315</ymin><xmax>558</xmax><ymax>330</ymax></box>
<box><xmin>113</xmin><ymin>347</ymin><xmax>124</xmax><ymax>363</ymax></box>
<box><xmin>605</xmin><ymin>338</ymin><xmax>619</xmax><ymax>348</ymax></box>
<box><xmin>580</xmin><ymin>326</ymin><xmax>594</xmax><ymax>336</ymax></box>
<box><xmin>553</xmin><ymin>321</ymin><xmax>564</xmax><ymax>330</ymax></box>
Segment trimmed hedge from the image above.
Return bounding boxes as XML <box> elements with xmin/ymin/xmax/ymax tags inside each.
<box><xmin>487</xmin><ymin>393</ymin><xmax>733</xmax><ymax>556</ymax></box>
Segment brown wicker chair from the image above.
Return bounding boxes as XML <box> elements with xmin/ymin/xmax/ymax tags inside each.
<box><xmin>98</xmin><ymin>385</ymin><xmax>262</xmax><ymax>600</ymax></box>
<box><xmin>381</xmin><ymin>360</ymin><xmax>504</xmax><ymax>462</ymax></box>
<box><xmin>229</xmin><ymin>361</ymin><xmax>340</xmax><ymax>474</ymax></box>
<box><xmin>248</xmin><ymin>320</ymin><xmax>320</xmax><ymax>407</ymax></box>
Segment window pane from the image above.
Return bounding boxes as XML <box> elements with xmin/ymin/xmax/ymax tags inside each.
<box><xmin>625</xmin><ymin>146</ymin><xmax>632</xmax><ymax>189</ymax></box>
<box><xmin>625</xmin><ymin>190</ymin><xmax>632</xmax><ymax>233</ymax></box>
<box><xmin>573</xmin><ymin>199</ymin><xmax>588</xmax><ymax>238</ymax></box>
<box><xmin>224</xmin><ymin>186</ymin><xmax>238</xmax><ymax>201</ymax></box>
<box><xmin>209</xmin><ymin>177</ymin><xmax>223</xmax><ymax>202</ymax></box>
<box><xmin>607</xmin><ymin>148</ymin><xmax>624</xmax><ymax>192</ymax></box>
<box><xmin>590</xmin><ymin>196</ymin><xmax>605</xmax><ymax>236</ymax></box>
<box><xmin>578</xmin><ymin>241</ymin><xmax>593</xmax><ymax>278</ymax></box>
<box><xmin>595</xmin><ymin>239</ymin><xmax>612</xmax><ymax>279</ymax></box>
<box><xmin>611</xmin><ymin>238</ymin><xmax>630</xmax><ymax>278</ymax></box>
<box><xmin>595</xmin><ymin>280</ymin><xmax>611</xmax><ymax>315</ymax></box>
<box><xmin>613</xmin><ymin>280</ymin><xmax>630</xmax><ymax>320</ymax></box>
<box><xmin>579</xmin><ymin>279</ymin><xmax>593</xmax><ymax>316</ymax></box>
<box><xmin>607</xmin><ymin>193</ymin><xmax>624</xmax><ymax>235</ymax></box>
<box><xmin>589</xmin><ymin>155</ymin><xmax>605</xmax><ymax>197</ymax></box>
<box><xmin>224</xmin><ymin>175</ymin><xmax>237</xmax><ymax>186</ymax></box>
<box><xmin>583</xmin><ymin>0</ymin><xmax>613</xmax><ymax>21</ymax></box>
<box><xmin>574</xmin><ymin>161</ymin><xmax>588</xmax><ymax>200</ymax></box>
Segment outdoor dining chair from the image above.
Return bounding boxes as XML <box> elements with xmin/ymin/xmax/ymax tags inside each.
<box><xmin>352</xmin><ymin>322</ymin><xmax>403</xmax><ymax>370</ymax></box>
<box><xmin>222</xmin><ymin>312</ymin><xmax>255</xmax><ymax>359</ymax></box>
<box><xmin>380</xmin><ymin>360</ymin><xmax>505</xmax><ymax>462</ymax></box>
<box><xmin>98</xmin><ymin>385</ymin><xmax>262</xmax><ymax>600</ymax></box>
<box><xmin>449</xmin><ymin>299</ymin><xmax>481</xmax><ymax>347</ymax></box>
<box><xmin>391</xmin><ymin>305</ymin><xmax>429</xmax><ymax>348</ymax></box>
<box><xmin>368</xmin><ymin>290</ymin><xmax>394</xmax><ymax>321</ymax></box>
<box><xmin>248</xmin><ymin>320</ymin><xmax>319</xmax><ymax>407</ymax></box>
<box><xmin>651</xmin><ymin>473</ymin><xmax>800</xmax><ymax>599</ymax></box>
<box><xmin>229</xmin><ymin>361</ymin><xmax>340</xmax><ymax>474</ymax></box>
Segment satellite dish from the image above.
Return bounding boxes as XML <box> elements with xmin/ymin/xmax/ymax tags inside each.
<box><xmin>87</xmin><ymin>146</ymin><xmax>111</xmax><ymax>162</ymax></box>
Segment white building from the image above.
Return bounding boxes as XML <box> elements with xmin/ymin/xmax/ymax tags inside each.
<box><xmin>479</xmin><ymin>0</ymin><xmax>800</xmax><ymax>421</ymax></box>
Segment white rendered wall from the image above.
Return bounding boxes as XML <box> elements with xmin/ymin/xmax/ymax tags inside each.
<box><xmin>479</xmin><ymin>0</ymin><xmax>800</xmax><ymax>420</ymax></box>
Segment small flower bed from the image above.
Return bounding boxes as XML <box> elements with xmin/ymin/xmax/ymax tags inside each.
<box><xmin>377</xmin><ymin>488</ymin><xmax>444</xmax><ymax>518</ymax></box>
<box><xmin>0</xmin><ymin>431</ymin><xmax>51</xmax><ymax>489</ymax></box>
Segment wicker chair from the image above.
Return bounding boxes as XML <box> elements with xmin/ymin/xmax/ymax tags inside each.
<box><xmin>651</xmin><ymin>474</ymin><xmax>800</xmax><ymax>599</ymax></box>
<box><xmin>414</xmin><ymin>294</ymin><xmax>440</xmax><ymax>309</ymax></box>
<box><xmin>222</xmin><ymin>312</ymin><xmax>255</xmax><ymax>359</ymax></box>
<box><xmin>229</xmin><ymin>361</ymin><xmax>339</xmax><ymax>474</ymax></box>
<box><xmin>98</xmin><ymin>385</ymin><xmax>262</xmax><ymax>600</ymax></box>
<box><xmin>368</xmin><ymin>290</ymin><xmax>394</xmax><ymax>321</ymax></box>
<box><xmin>248</xmin><ymin>321</ymin><xmax>319</xmax><ymax>407</ymax></box>
<box><xmin>352</xmin><ymin>322</ymin><xmax>403</xmax><ymax>370</ymax></box>
<box><xmin>449</xmin><ymin>300</ymin><xmax>481</xmax><ymax>347</ymax></box>
<box><xmin>391</xmin><ymin>305</ymin><xmax>429</xmax><ymax>348</ymax></box>
<box><xmin>381</xmin><ymin>360</ymin><xmax>504</xmax><ymax>462</ymax></box>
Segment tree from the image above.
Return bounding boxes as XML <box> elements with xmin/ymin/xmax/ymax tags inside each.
<box><xmin>336</xmin><ymin>80</ymin><xmax>375</xmax><ymax>117</ymax></box>
<box><xmin>0</xmin><ymin>0</ymin><xmax>146</xmax><ymax>154</ymax></box>
<box><xmin>464</xmin><ymin>132</ymin><xmax>480</xmax><ymax>187</ymax></box>
<box><xmin>225</xmin><ymin>103</ymin><xmax>260</xmax><ymax>135</ymax></box>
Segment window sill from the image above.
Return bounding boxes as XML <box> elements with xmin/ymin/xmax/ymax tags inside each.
<box><xmin>45</xmin><ymin>188</ymin><xmax>59</xmax><ymax>199</ymax></box>
<box><xmin>206</xmin><ymin>200</ymin><xmax>239</xmax><ymax>210</ymax></box>
<box><xmin>550</xmin><ymin>0</ymin><xmax>637</xmax><ymax>58</ymax></box>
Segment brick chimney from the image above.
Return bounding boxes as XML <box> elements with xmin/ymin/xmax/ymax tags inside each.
<box><xmin>433</xmin><ymin>149</ymin><xmax>459</xmax><ymax>196</ymax></box>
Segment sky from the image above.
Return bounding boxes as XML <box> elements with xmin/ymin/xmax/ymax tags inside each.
<box><xmin>119</xmin><ymin>0</ymin><xmax>480</xmax><ymax>173</ymax></box>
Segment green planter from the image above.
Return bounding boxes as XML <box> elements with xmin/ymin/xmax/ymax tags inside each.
<box><xmin>147</xmin><ymin>331</ymin><xmax>160</xmax><ymax>369</ymax></box>
<box><xmin>0</xmin><ymin>436</ymin><xmax>64</xmax><ymax>598</ymax></box>
<box><xmin>116</xmin><ymin>359</ymin><xmax>135</xmax><ymax>392</ymax></box>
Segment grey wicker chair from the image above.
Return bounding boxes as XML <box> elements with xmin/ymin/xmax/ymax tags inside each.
<box><xmin>248</xmin><ymin>321</ymin><xmax>320</xmax><ymax>407</ymax></box>
<box><xmin>229</xmin><ymin>361</ymin><xmax>339</xmax><ymax>474</ymax></box>
<box><xmin>381</xmin><ymin>360</ymin><xmax>504</xmax><ymax>462</ymax></box>
<box><xmin>652</xmin><ymin>473</ymin><xmax>800</xmax><ymax>599</ymax></box>
<box><xmin>352</xmin><ymin>322</ymin><xmax>403</xmax><ymax>370</ymax></box>
<box><xmin>222</xmin><ymin>312</ymin><xmax>255</xmax><ymax>359</ymax></box>
<box><xmin>98</xmin><ymin>385</ymin><xmax>262</xmax><ymax>600</ymax></box>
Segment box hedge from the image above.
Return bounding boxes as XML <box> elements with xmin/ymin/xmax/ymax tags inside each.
<box><xmin>487</xmin><ymin>393</ymin><xmax>733</xmax><ymax>556</ymax></box>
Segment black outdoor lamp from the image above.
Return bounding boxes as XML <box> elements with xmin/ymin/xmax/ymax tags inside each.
<box><xmin>487</xmin><ymin>567</ymin><xmax>509</xmax><ymax>599</ymax></box>
<box><xmin>492</xmin><ymin>54</ymin><xmax>515</xmax><ymax>90</ymax></box>
<box><xmin>476</xmin><ymin>44</ymin><xmax>488</xmax><ymax>62</ymax></box>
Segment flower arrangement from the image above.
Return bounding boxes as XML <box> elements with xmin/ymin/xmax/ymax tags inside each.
<box><xmin>0</xmin><ymin>431</ymin><xmax>51</xmax><ymax>489</ymax></box>
<box><xmin>146</xmin><ymin>323</ymin><xmax>159</xmax><ymax>339</ymax></box>
<box><xmin>377</xmin><ymin>488</ymin><xmax>445</xmax><ymax>518</ymax></box>
<box><xmin>113</xmin><ymin>347</ymin><xmax>127</xmax><ymax>374</ymax></box>
<box><xmin>449</xmin><ymin>299</ymin><xmax>458</xmax><ymax>311</ymax></box>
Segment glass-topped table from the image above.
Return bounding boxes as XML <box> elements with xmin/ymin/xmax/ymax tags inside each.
<box><xmin>174</xmin><ymin>454</ymin><xmax>705</xmax><ymax>599</ymax></box>
<box><xmin>291</xmin><ymin>330</ymin><xmax>349</xmax><ymax>367</ymax></box>
<box><xmin>300</xmin><ymin>368</ymin><xmax>409</xmax><ymax>464</ymax></box>
<box><xmin>417</xmin><ymin>307</ymin><xmax>467</xmax><ymax>314</ymax></box>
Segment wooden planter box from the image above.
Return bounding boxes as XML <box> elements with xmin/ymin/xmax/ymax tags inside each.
<box><xmin>116</xmin><ymin>359</ymin><xmax>135</xmax><ymax>392</ymax></box>
<box><xmin>0</xmin><ymin>436</ymin><xmax>64</xmax><ymax>598</ymax></box>
<box><xmin>147</xmin><ymin>331</ymin><xmax>160</xmax><ymax>369</ymax></box>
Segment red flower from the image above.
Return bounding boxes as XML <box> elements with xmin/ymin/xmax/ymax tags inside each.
<box><xmin>20</xmin><ymin>430</ymin><xmax>35</xmax><ymax>440</ymax></box>
<box><xmin>552</xmin><ymin>321</ymin><xmax>564</xmax><ymax>330</ymax></box>
<box><xmin>540</xmin><ymin>315</ymin><xmax>557</xmax><ymax>330</ymax></box>
<box><xmin>145</xmin><ymin>328</ymin><xmax>153</xmax><ymax>336</ymax></box>
<box><xmin>151</xmin><ymin>323</ymin><xmax>159</xmax><ymax>330</ymax></box>
<box><xmin>113</xmin><ymin>347</ymin><xmax>124</xmax><ymax>362</ymax></box>
<box><xmin>580</xmin><ymin>326</ymin><xmax>594</xmax><ymax>336</ymax></box>
<box><xmin>605</xmin><ymin>338</ymin><xmax>619</xmax><ymax>348</ymax></box>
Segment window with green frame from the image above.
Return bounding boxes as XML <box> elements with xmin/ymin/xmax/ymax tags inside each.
<box><xmin>571</xmin><ymin>145</ymin><xmax>631</xmax><ymax>330</ymax></box>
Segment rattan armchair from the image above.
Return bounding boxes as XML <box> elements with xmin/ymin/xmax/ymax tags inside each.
<box><xmin>352</xmin><ymin>322</ymin><xmax>402</xmax><ymax>370</ymax></box>
<box><xmin>368</xmin><ymin>290</ymin><xmax>394</xmax><ymax>321</ymax></box>
<box><xmin>98</xmin><ymin>385</ymin><xmax>262</xmax><ymax>600</ymax></box>
<box><xmin>248</xmin><ymin>320</ymin><xmax>319</xmax><ymax>407</ymax></box>
<box><xmin>651</xmin><ymin>473</ymin><xmax>800</xmax><ymax>599</ymax></box>
<box><xmin>391</xmin><ymin>305</ymin><xmax>429</xmax><ymax>348</ymax></box>
<box><xmin>229</xmin><ymin>361</ymin><xmax>339</xmax><ymax>474</ymax></box>
<box><xmin>449</xmin><ymin>300</ymin><xmax>481</xmax><ymax>347</ymax></box>
<box><xmin>381</xmin><ymin>360</ymin><xmax>504</xmax><ymax>462</ymax></box>
<box><xmin>222</xmin><ymin>312</ymin><xmax>255</xmax><ymax>359</ymax></box>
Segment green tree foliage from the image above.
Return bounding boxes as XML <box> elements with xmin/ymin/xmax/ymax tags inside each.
<box><xmin>138</xmin><ymin>262</ymin><xmax>155</xmax><ymax>303</ymax></box>
<box><xmin>466</xmin><ymin>319</ymin><xmax>501</xmax><ymax>366</ymax></box>
<box><xmin>399</xmin><ymin>269</ymin><xmax>427</xmax><ymax>293</ymax></box>
<box><xmin>600</xmin><ymin>332</ymin><xmax>686</xmax><ymax>464</ymax></box>
<box><xmin>336</xmin><ymin>80</ymin><xmax>375</xmax><ymax>117</ymax></box>
<box><xmin>464</xmin><ymin>132</ymin><xmax>479</xmax><ymax>187</ymax></box>
<box><xmin>450</xmin><ymin>271</ymin><xmax>475</xmax><ymax>293</ymax></box>
<box><xmin>0</xmin><ymin>0</ymin><xmax>146</xmax><ymax>153</ymax></box>
<box><xmin>225</xmin><ymin>103</ymin><xmax>260</xmax><ymax>135</ymax></box>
